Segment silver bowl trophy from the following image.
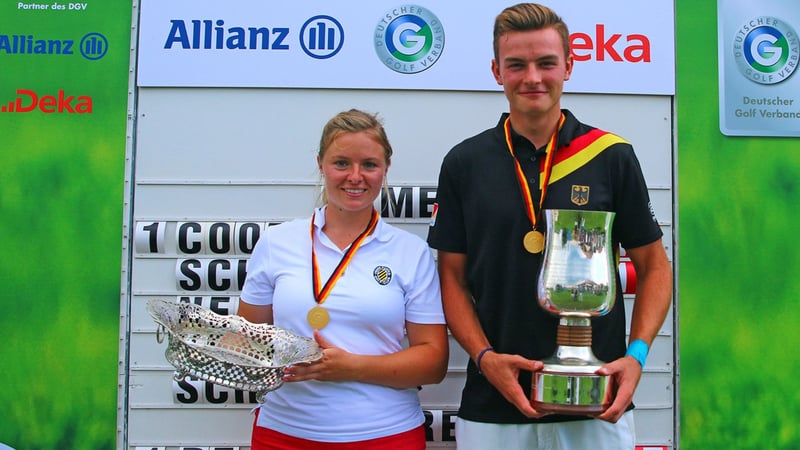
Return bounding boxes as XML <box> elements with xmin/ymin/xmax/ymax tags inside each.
<box><xmin>531</xmin><ymin>209</ymin><xmax>616</xmax><ymax>415</ymax></box>
<box><xmin>147</xmin><ymin>299</ymin><xmax>323</xmax><ymax>402</ymax></box>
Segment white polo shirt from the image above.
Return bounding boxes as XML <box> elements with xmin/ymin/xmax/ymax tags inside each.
<box><xmin>240</xmin><ymin>206</ymin><xmax>444</xmax><ymax>442</ymax></box>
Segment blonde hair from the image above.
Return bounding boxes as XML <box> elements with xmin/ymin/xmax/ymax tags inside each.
<box><xmin>318</xmin><ymin>109</ymin><xmax>393</xmax><ymax>164</ymax></box>
<box><xmin>493</xmin><ymin>3</ymin><xmax>570</xmax><ymax>61</ymax></box>
<box><xmin>316</xmin><ymin>109</ymin><xmax>393</xmax><ymax>205</ymax></box>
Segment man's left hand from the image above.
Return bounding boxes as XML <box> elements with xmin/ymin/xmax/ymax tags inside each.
<box><xmin>594</xmin><ymin>356</ymin><xmax>642</xmax><ymax>423</ymax></box>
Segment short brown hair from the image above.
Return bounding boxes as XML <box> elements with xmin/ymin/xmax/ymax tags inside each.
<box><xmin>493</xmin><ymin>3</ymin><xmax>570</xmax><ymax>60</ymax></box>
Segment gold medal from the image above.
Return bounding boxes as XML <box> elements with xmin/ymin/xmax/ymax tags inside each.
<box><xmin>523</xmin><ymin>230</ymin><xmax>545</xmax><ymax>254</ymax></box>
<box><xmin>307</xmin><ymin>305</ymin><xmax>330</xmax><ymax>329</ymax></box>
<box><xmin>503</xmin><ymin>116</ymin><xmax>563</xmax><ymax>256</ymax></box>
<box><xmin>309</xmin><ymin>210</ymin><xmax>377</xmax><ymax>331</ymax></box>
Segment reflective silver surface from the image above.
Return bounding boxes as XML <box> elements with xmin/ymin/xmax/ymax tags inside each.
<box><xmin>531</xmin><ymin>317</ymin><xmax>611</xmax><ymax>414</ymax></box>
<box><xmin>147</xmin><ymin>299</ymin><xmax>322</xmax><ymax>402</ymax></box>
<box><xmin>532</xmin><ymin>209</ymin><xmax>616</xmax><ymax>414</ymax></box>
<box><xmin>537</xmin><ymin>209</ymin><xmax>616</xmax><ymax>316</ymax></box>
<box><xmin>532</xmin><ymin>371</ymin><xmax>610</xmax><ymax>415</ymax></box>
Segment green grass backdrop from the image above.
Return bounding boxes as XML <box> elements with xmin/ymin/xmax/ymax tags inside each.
<box><xmin>0</xmin><ymin>2</ymin><xmax>131</xmax><ymax>449</ymax></box>
<box><xmin>676</xmin><ymin>1</ymin><xmax>800</xmax><ymax>448</ymax></box>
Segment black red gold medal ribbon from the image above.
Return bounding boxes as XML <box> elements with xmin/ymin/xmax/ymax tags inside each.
<box><xmin>503</xmin><ymin>114</ymin><xmax>565</xmax><ymax>253</ymax></box>
<box><xmin>307</xmin><ymin>208</ymin><xmax>379</xmax><ymax>328</ymax></box>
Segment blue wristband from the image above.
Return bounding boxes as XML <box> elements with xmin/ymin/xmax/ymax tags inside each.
<box><xmin>626</xmin><ymin>339</ymin><xmax>649</xmax><ymax>368</ymax></box>
<box><xmin>475</xmin><ymin>346</ymin><xmax>494</xmax><ymax>374</ymax></box>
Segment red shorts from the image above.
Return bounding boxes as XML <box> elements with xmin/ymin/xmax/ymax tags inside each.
<box><xmin>251</xmin><ymin>410</ymin><xmax>425</xmax><ymax>450</ymax></box>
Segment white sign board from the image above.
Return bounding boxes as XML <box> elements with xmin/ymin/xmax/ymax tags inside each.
<box><xmin>120</xmin><ymin>1</ymin><xmax>677</xmax><ymax>449</ymax></box>
<box><xmin>137</xmin><ymin>0</ymin><xmax>675</xmax><ymax>94</ymax></box>
<box><xmin>717</xmin><ymin>0</ymin><xmax>800</xmax><ymax>136</ymax></box>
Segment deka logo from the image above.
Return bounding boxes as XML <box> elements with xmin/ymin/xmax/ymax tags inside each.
<box><xmin>1</xmin><ymin>89</ymin><xmax>93</xmax><ymax>114</ymax></box>
<box><xmin>570</xmin><ymin>24</ymin><xmax>652</xmax><ymax>62</ymax></box>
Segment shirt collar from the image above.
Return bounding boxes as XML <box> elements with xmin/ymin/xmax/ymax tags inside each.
<box><xmin>313</xmin><ymin>205</ymin><xmax>389</xmax><ymax>244</ymax></box>
<box><xmin>494</xmin><ymin>109</ymin><xmax>580</xmax><ymax>150</ymax></box>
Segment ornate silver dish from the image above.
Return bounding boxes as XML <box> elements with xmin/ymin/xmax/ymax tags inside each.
<box><xmin>146</xmin><ymin>299</ymin><xmax>323</xmax><ymax>402</ymax></box>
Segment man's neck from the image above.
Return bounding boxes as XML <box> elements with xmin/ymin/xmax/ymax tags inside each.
<box><xmin>508</xmin><ymin>108</ymin><xmax>563</xmax><ymax>148</ymax></box>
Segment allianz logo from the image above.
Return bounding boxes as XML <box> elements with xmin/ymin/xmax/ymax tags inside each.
<box><xmin>0</xmin><ymin>32</ymin><xmax>108</xmax><ymax>60</ymax></box>
<box><xmin>162</xmin><ymin>17</ymin><xmax>344</xmax><ymax>59</ymax></box>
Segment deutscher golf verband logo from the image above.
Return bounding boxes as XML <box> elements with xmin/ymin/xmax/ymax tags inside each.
<box><xmin>733</xmin><ymin>16</ymin><xmax>799</xmax><ymax>85</ymax></box>
<box><xmin>374</xmin><ymin>5</ymin><xmax>444</xmax><ymax>74</ymax></box>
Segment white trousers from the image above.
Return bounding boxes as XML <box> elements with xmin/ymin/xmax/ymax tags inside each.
<box><xmin>454</xmin><ymin>411</ymin><xmax>636</xmax><ymax>450</ymax></box>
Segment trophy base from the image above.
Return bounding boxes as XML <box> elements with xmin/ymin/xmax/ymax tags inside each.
<box><xmin>531</xmin><ymin>363</ymin><xmax>611</xmax><ymax>415</ymax></box>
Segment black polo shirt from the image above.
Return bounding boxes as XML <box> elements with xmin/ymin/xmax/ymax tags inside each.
<box><xmin>427</xmin><ymin>109</ymin><xmax>663</xmax><ymax>424</ymax></box>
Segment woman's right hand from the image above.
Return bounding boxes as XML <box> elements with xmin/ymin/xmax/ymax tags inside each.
<box><xmin>282</xmin><ymin>330</ymin><xmax>353</xmax><ymax>382</ymax></box>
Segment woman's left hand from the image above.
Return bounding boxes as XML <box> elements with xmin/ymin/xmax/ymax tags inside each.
<box><xmin>283</xmin><ymin>323</ymin><xmax>447</xmax><ymax>389</ymax></box>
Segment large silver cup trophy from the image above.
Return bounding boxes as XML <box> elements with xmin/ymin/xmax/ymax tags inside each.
<box><xmin>531</xmin><ymin>209</ymin><xmax>616</xmax><ymax>414</ymax></box>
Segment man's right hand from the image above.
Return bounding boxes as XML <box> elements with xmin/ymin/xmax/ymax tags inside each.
<box><xmin>478</xmin><ymin>350</ymin><xmax>548</xmax><ymax>418</ymax></box>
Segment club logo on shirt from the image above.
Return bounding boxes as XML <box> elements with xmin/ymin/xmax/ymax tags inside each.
<box><xmin>571</xmin><ymin>185</ymin><xmax>590</xmax><ymax>206</ymax></box>
<box><xmin>373</xmin><ymin>265</ymin><xmax>392</xmax><ymax>285</ymax></box>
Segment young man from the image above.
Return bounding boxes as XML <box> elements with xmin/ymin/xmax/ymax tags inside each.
<box><xmin>427</xmin><ymin>3</ymin><xmax>673</xmax><ymax>449</ymax></box>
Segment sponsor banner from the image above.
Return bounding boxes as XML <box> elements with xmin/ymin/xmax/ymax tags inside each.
<box><xmin>718</xmin><ymin>0</ymin><xmax>800</xmax><ymax>136</ymax></box>
<box><xmin>137</xmin><ymin>0</ymin><xmax>675</xmax><ymax>95</ymax></box>
<box><xmin>1</xmin><ymin>1</ymin><xmax>130</xmax><ymax>449</ymax></box>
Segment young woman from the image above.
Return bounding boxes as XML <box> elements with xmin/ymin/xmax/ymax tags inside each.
<box><xmin>238</xmin><ymin>109</ymin><xmax>448</xmax><ymax>449</ymax></box>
